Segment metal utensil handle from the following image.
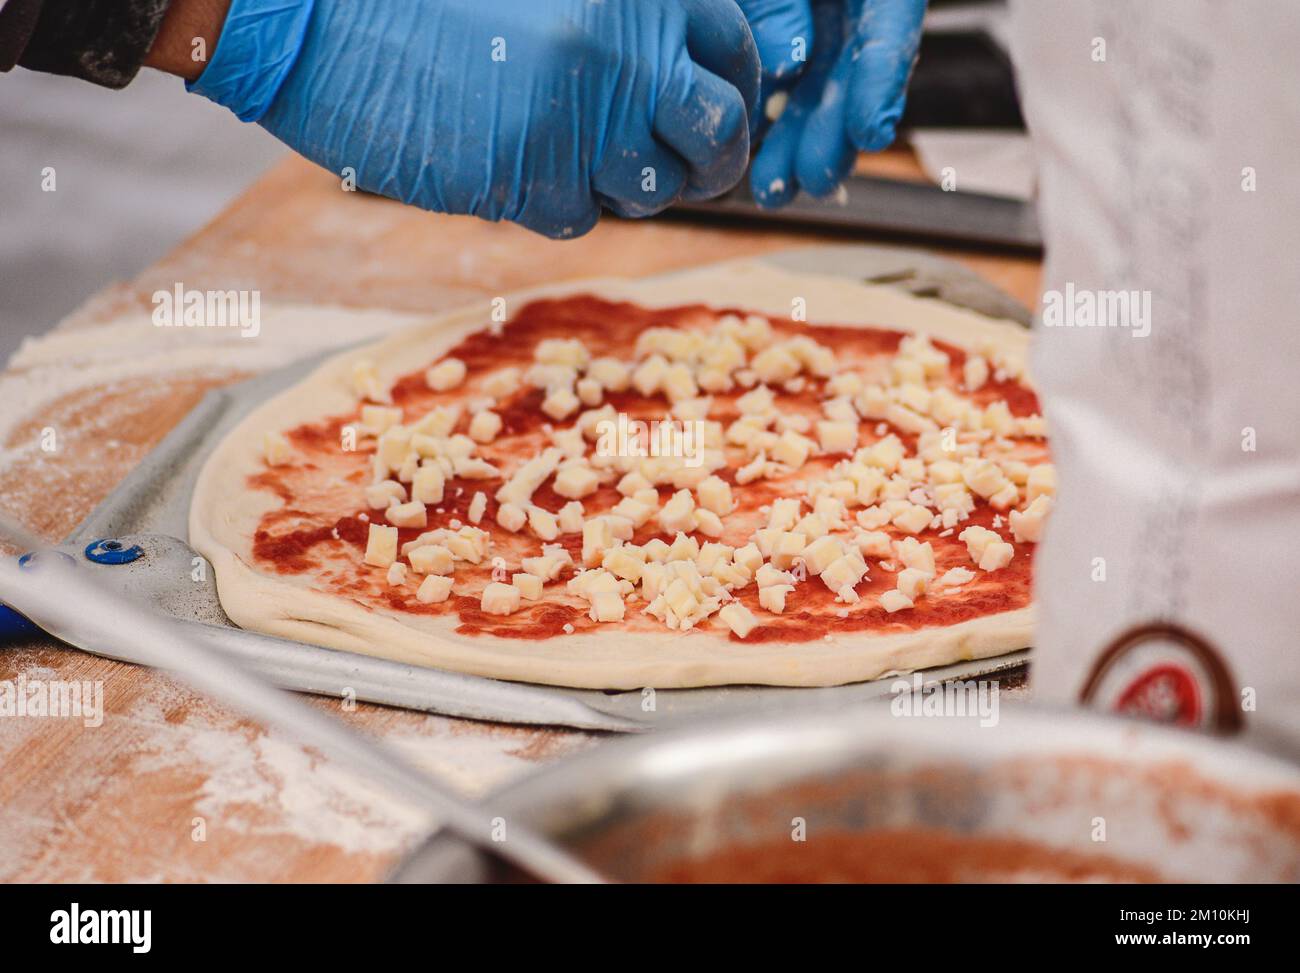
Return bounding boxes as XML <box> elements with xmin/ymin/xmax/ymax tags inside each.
<box><xmin>0</xmin><ymin>547</ymin><xmax>602</xmax><ymax>884</ymax></box>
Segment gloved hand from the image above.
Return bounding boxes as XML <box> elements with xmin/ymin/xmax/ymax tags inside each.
<box><xmin>737</xmin><ymin>0</ymin><xmax>926</xmax><ymax>207</ymax></box>
<box><xmin>188</xmin><ymin>0</ymin><xmax>760</xmax><ymax>238</ymax></box>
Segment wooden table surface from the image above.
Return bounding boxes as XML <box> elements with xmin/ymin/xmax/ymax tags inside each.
<box><xmin>0</xmin><ymin>152</ymin><xmax>1041</xmax><ymax>882</ymax></box>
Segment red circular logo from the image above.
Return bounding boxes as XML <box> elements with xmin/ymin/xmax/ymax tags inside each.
<box><xmin>1113</xmin><ymin>663</ymin><xmax>1203</xmax><ymax>726</ymax></box>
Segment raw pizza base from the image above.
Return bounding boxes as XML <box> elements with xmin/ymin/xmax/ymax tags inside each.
<box><xmin>190</xmin><ymin>258</ymin><xmax>1035</xmax><ymax>689</ymax></box>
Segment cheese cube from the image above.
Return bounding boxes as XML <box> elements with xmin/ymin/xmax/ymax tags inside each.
<box><xmin>659</xmin><ymin>489</ymin><xmax>696</xmax><ymax>533</ymax></box>
<box><xmin>351</xmin><ymin>359</ymin><xmax>391</xmax><ymax>403</ymax></box>
<box><xmin>416</xmin><ymin>574</ymin><xmax>453</xmax><ymax>604</ymax></box>
<box><xmin>864</xmin><ymin>435</ymin><xmax>905</xmax><ymax>473</ymax></box>
<box><xmin>963</xmin><ymin>459</ymin><xmax>1009</xmax><ymax>500</ymax></box>
<box><xmin>603</xmin><ymin>548</ymin><xmax>645</xmax><ymax>583</ymax></box>
<box><xmin>758</xmin><ymin>584</ymin><xmax>794</xmax><ymax>614</ymax></box>
<box><xmin>896</xmin><ymin>567</ymin><xmax>930</xmax><ymax>600</ymax></box>
<box><xmin>365</xmin><ymin>480</ymin><xmax>406</xmax><ymax>510</ymax></box>
<box><xmin>693</xmin><ymin>509</ymin><xmax>725</xmax><ymax>538</ymax></box>
<box><xmin>386</xmin><ymin>500</ymin><xmax>427</xmax><ymax>529</ymax></box>
<box><xmin>794</xmin><ymin>512</ymin><xmax>829</xmax><ymax>540</ymax></box>
<box><xmin>535</xmin><ymin>338</ymin><xmax>590</xmax><ymax>370</ymax></box>
<box><xmin>895</xmin><ymin>537</ymin><xmax>936</xmax><ymax>575</ymax></box>
<box><xmin>734</xmin><ymin>543</ymin><xmax>763</xmax><ymax>574</ymax></box>
<box><xmin>553</xmin><ymin>464</ymin><xmax>600</xmax><ymax>499</ymax></box>
<box><xmin>408</xmin><ymin>544</ymin><xmax>454</xmax><ymax>576</ymax></box>
<box><xmin>527</xmin><ymin>506</ymin><xmax>559</xmax><ymax>541</ymax></box>
<box><xmin>959</xmin><ymin>525</ymin><xmax>1000</xmax><ymax>564</ymax></box>
<box><xmin>588</xmin><ymin>591</ymin><xmax>626</xmax><ymax>623</ymax></box>
<box><xmin>1009</xmin><ymin>494</ymin><xmax>1053</xmax><ymax>544</ymax></box>
<box><xmin>496</xmin><ymin>502</ymin><xmax>527</xmax><ymax>533</ymax></box>
<box><xmin>582</xmin><ymin>517</ymin><xmax>614</xmax><ymax>567</ymax></box>
<box><xmin>263</xmin><ymin>431</ymin><xmax>293</xmax><ymax>466</ymax></box>
<box><xmin>854</xmin><ymin>530</ymin><xmax>893</xmax><ymax>558</ymax></box>
<box><xmin>425</xmin><ymin>358</ymin><xmax>467</xmax><ymax>391</ymax></box>
<box><xmin>697</xmin><ymin>475</ymin><xmax>735</xmax><ymax>516</ymax></box>
<box><xmin>963</xmin><ymin>355</ymin><xmax>989</xmax><ymax>391</ymax></box>
<box><xmin>387</xmin><ymin>562</ymin><xmax>407</xmax><ymax>586</ymax></box>
<box><xmin>512</xmin><ymin>573</ymin><xmax>543</xmax><ymax>601</ymax></box>
<box><xmin>541</xmin><ymin>386</ymin><xmax>580</xmax><ymax>420</ymax></box>
<box><xmin>816</xmin><ymin>420</ymin><xmax>858</xmax><ymax>454</ymax></box>
<box><xmin>716</xmin><ymin>601</ymin><xmax>758</xmax><ymax>639</ymax></box>
<box><xmin>631</xmin><ymin>355</ymin><xmax>668</xmax><ymax>396</ymax></box>
<box><xmin>771</xmin><ymin>429</ymin><xmax>814</xmax><ymax>469</ymax></box>
<box><xmin>482</xmin><ymin>367</ymin><xmax>520</xmax><ymax>399</ymax></box>
<box><xmin>666</xmin><ymin>532</ymin><xmax>700</xmax><ymax>562</ymax></box>
<box><xmin>802</xmin><ymin>535</ymin><xmax>845</xmax><ymax>575</ymax></box>
<box><xmin>558</xmin><ymin>501</ymin><xmax>585</xmax><ymax>534</ymax></box>
<box><xmin>1026</xmin><ymin>464</ymin><xmax>1057</xmax><ymax>503</ymax></box>
<box><xmin>481</xmin><ymin>581</ymin><xmax>521</xmax><ymax>616</ymax></box>
<box><xmin>891</xmin><ymin>504</ymin><xmax>933</xmax><ymax>535</ymax></box>
<box><xmin>978</xmin><ymin>541</ymin><xmax>1015</xmax><ymax>572</ymax></box>
<box><xmin>643</xmin><ymin>537</ymin><xmax>671</xmax><ymax>562</ymax></box>
<box><xmin>467</xmin><ymin>491</ymin><xmax>487</xmax><ymax>524</ymax></box>
<box><xmin>751</xmin><ymin>344</ymin><xmax>801</xmax><ymax>384</ymax></box>
<box><xmin>363</xmin><ymin>524</ymin><xmax>399</xmax><ymax>568</ymax></box>
<box><xmin>755</xmin><ymin>563</ymin><xmax>796</xmax><ymax>588</ymax></box>
<box><xmin>821</xmin><ymin>552</ymin><xmax>868</xmax><ymax>594</ymax></box>
<box><xmin>989</xmin><ymin>482</ymin><xmax>1020</xmax><ymax>511</ymax></box>
<box><xmin>588</xmin><ymin>357</ymin><xmax>631</xmax><ymax>392</ymax></box>
<box><xmin>770</xmin><ymin>531</ymin><xmax>808</xmax><ymax>569</ymax></box>
<box><xmin>468</xmin><ymin>411</ymin><xmax>503</xmax><ymax>443</ymax></box>
<box><xmin>936</xmin><ymin>567</ymin><xmax>976</xmax><ymax>588</ymax></box>
<box><xmin>879</xmin><ymin>589</ymin><xmax>914</xmax><ymax>613</ymax></box>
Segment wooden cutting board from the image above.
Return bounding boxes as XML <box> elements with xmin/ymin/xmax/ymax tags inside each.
<box><xmin>0</xmin><ymin>153</ymin><xmax>1041</xmax><ymax>882</ymax></box>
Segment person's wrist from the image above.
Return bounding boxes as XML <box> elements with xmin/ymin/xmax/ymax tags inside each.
<box><xmin>145</xmin><ymin>0</ymin><xmax>233</xmax><ymax>81</ymax></box>
<box><xmin>182</xmin><ymin>0</ymin><xmax>317</xmax><ymax>123</ymax></box>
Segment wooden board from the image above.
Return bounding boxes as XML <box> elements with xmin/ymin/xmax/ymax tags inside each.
<box><xmin>0</xmin><ymin>153</ymin><xmax>1041</xmax><ymax>882</ymax></box>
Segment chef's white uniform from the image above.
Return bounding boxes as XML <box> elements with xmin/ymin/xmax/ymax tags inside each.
<box><xmin>1010</xmin><ymin>1</ymin><xmax>1300</xmax><ymax>749</ymax></box>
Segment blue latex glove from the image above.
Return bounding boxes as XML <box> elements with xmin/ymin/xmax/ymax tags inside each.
<box><xmin>739</xmin><ymin>0</ymin><xmax>926</xmax><ymax>207</ymax></box>
<box><xmin>189</xmin><ymin>0</ymin><xmax>760</xmax><ymax>238</ymax></box>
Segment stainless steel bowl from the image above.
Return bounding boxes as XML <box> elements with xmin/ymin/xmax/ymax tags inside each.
<box><xmin>391</xmin><ymin>705</ymin><xmax>1300</xmax><ymax>883</ymax></box>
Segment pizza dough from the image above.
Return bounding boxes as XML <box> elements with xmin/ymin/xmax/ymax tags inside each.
<box><xmin>190</xmin><ymin>258</ymin><xmax>1039</xmax><ymax>689</ymax></box>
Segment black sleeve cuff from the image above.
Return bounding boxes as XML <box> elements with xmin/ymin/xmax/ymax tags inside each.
<box><xmin>3</xmin><ymin>0</ymin><xmax>173</xmax><ymax>89</ymax></box>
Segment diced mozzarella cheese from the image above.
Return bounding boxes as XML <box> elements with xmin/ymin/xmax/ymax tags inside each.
<box><xmin>481</xmin><ymin>581</ymin><xmax>521</xmax><ymax>616</ymax></box>
<box><xmin>978</xmin><ymin>541</ymin><xmax>1015</xmax><ymax>572</ymax></box>
<box><xmin>896</xmin><ymin>567</ymin><xmax>930</xmax><ymax>600</ymax></box>
<box><xmin>718</xmin><ymin>602</ymin><xmax>758</xmax><ymax>638</ymax></box>
<box><xmin>820</xmin><ymin>552</ymin><xmax>867</xmax><ymax>594</ymax></box>
<box><xmin>365</xmin><ymin>480</ymin><xmax>406</xmax><ymax>510</ymax></box>
<box><xmin>758</xmin><ymin>584</ymin><xmax>793</xmax><ymax>613</ymax></box>
<box><xmin>387</xmin><ymin>562</ymin><xmax>407</xmax><ymax>586</ymax></box>
<box><xmin>416</xmin><ymin>574</ymin><xmax>453</xmax><ymax>604</ymax></box>
<box><xmin>816</xmin><ymin>420</ymin><xmax>858</xmax><ymax>454</ymax></box>
<box><xmin>879</xmin><ymin>589</ymin><xmax>914</xmax><ymax>613</ymax></box>
<box><xmin>588</xmin><ymin>590</ymin><xmax>626</xmax><ymax>623</ymax></box>
<box><xmin>468</xmin><ymin>411</ymin><xmax>503</xmax><ymax>444</ymax></box>
<box><xmin>425</xmin><ymin>358</ymin><xmax>467</xmax><ymax>392</ymax></box>
<box><xmin>482</xmin><ymin>367</ymin><xmax>521</xmax><ymax>399</ymax></box>
<box><xmin>512</xmin><ymin>573</ymin><xmax>543</xmax><ymax>601</ymax></box>
<box><xmin>496</xmin><ymin>502</ymin><xmax>527</xmax><ymax>532</ymax></box>
<box><xmin>891</xmin><ymin>503</ymin><xmax>933</xmax><ymax>535</ymax></box>
<box><xmin>1008</xmin><ymin>494</ymin><xmax>1053</xmax><ymax>544</ymax></box>
<box><xmin>386</xmin><ymin>500</ymin><xmax>428</xmax><ymax>529</ymax></box>
<box><xmin>467</xmin><ymin>491</ymin><xmax>487</xmax><ymax>524</ymax></box>
<box><xmin>959</xmin><ymin>525</ymin><xmax>1000</xmax><ymax>564</ymax></box>
<box><xmin>541</xmin><ymin>386</ymin><xmax>580</xmax><ymax>420</ymax></box>
<box><xmin>553</xmin><ymin>464</ymin><xmax>600</xmax><ymax>499</ymax></box>
<box><xmin>527</xmin><ymin>506</ymin><xmax>559</xmax><ymax>541</ymax></box>
<box><xmin>363</xmin><ymin>524</ymin><xmax>399</xmax><ymax>568</ymax></box>
<box><xmin>263</xmin><ymin>431</ymin><xmax>292</xmax><ymax>466</ymax></box>
<box><xmin>408</xmin><ymin>544</ymin><xmax>454</xmax><ymax>575</ymax></box>
<box><xmin>696</xmin><ymin>475</ymin><xmax>735</xmax><ymax>515</ymax></box>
